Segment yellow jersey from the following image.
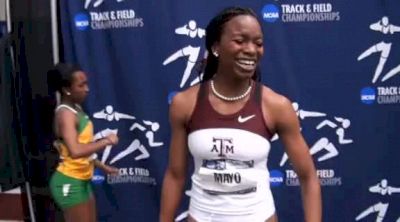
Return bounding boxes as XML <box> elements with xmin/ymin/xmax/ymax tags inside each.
<box><xmin>55</xmin><ymin>104</ymin><xmax>94</xmax><ymax>180</ymax></box>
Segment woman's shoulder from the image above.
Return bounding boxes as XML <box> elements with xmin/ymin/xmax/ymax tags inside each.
<box><xmin>55</xmin><ymin>104</ymin><xmax>80</xmax><ymax>125</ymax></box>
<box><xmin>56</xmin><ymin>104</ymin><xmax>78</xmax><ymax>114</ymax></box>
<box><xmin>260</xmin><ymin>84</ymin><xmax>293</xmax><ymax>113</ymax></box>
<box><xmin>172</xmin><ymin>83</ymin><xmax>201</xmax><ymax>105</ymax></box>
<box><xmin>169</xmin><ymin>83</ymin><xmax>202</xmax><ymax>120</ymax></box>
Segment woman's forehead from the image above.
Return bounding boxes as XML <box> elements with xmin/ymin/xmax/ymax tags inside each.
<box><xmin>72</xmin><ymin>71</ymin><xmax>87</xmax><ymax>83</ymax></box>
<box><xmin>222</xmin><ymin>15</ymin><xmax>262</xmax><ymax>35</ymax></box>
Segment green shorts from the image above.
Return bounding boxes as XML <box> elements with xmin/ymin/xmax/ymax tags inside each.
<box><xmin>49</xmin><ymin>171</ymin><xmax>93</xmax><ymax>209</ymax></box>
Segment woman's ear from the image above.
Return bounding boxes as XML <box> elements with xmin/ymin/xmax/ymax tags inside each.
<box><xmin>212</xmin><ymin>51</ymin><xmax>219</xmax><ymax>57</ymax></box>
<box><xmin>211</xmin><ymin>44</ymin><xmax>219</xmax><ymax>58</ymax></box>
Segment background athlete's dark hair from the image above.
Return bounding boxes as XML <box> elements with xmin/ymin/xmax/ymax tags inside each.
<box><xmin>47</xmin><ymin>63</ymin><xmax>82</xmax><ymax>94</ymax></box>
<box><xmin>201</xmin><ymin>7</ymin><xmax>262</xmax><ymax>82</ymax></box>
<box><xmin>45</xmin><ymin>62</ymin><xmax>82</xmax><ymax>174</ymax></box>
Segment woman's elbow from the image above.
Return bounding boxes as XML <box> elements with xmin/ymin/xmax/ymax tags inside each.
<box><xmin>68</xmin><ymin>148</ymin><xmax>83</xmax><ymax>159</ymax></box>
<box><xmin>297</xmin><ymin>167</ymin><xmax>318</xmax><ymax>183</ymax></box>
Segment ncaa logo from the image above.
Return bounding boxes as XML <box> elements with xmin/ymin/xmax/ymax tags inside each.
<box><xmin>360</xmin><ymin>87</ymin><xmax>376</xmax><ymax>105</ymax></box>
<box><xmin>74</xmin><ymin>13</ymin><xmax>90</xmax><ymax>31</ymax></box>
<box><xmin>261</xmin><ymin>4</ymin><xmax>280</xmax><ymax>23</ymax></box>
<box><xmin>92</xmin><ymin>168</ymin><xmax>105</xmax><ymax>185</ymax></box>
<box><xmin>269</xmin><ymin>169</ymin><xmax>284</xmax><ymax>187</ymax></box>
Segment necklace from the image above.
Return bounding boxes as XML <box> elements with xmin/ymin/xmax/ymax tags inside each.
<box><xmin>210</xmin><ymin>80</ymin><xmax>252</xmax><ymax>102</ymax></box>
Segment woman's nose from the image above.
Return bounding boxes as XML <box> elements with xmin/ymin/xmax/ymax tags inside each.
<box><xmin>243</xmin><ymin>43</ymin><xmax>257</xmax><ymax>54</ymax></box>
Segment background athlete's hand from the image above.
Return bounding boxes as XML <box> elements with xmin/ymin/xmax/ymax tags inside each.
<box><xmin>105</xmin><ymin>133</ymin><xmax>119</xmax><ymax>145</ymax></box>
<box><xmin>102</xmin><ymin>164</ymin><xmax>119</xmax><ymax>175</ymax></box>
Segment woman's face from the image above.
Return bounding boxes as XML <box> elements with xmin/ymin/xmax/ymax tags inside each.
<box><xmin>67</xmin><ymin>71</ymin><xmax>89</xmax><ymax>104</ymax></box>
<box><xmin>214</xmin><ymin>15</ymin><xmax>264</xmax><ymax>79</ymax></box>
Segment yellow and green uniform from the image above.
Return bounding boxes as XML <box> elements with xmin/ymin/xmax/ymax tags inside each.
<box><xmin>49</xmin><ymin>104</ymin><xmax>95</xmax><ymax>209</ymax></box>
<box><xmin>56</xmin><ymin>106</ymin><xmax>94</xmax><ymax>179</ymax></box>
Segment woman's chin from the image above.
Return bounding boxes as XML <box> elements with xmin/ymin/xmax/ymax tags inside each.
<box><xmin>234</xmin><ymin>69</ymin><xmax>255</xmax><ymax>80</ymax></box>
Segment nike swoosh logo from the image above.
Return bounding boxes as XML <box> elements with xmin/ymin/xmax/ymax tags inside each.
<box><xmin>238</xmin><ymin>114</ymin><xmax>256</xmax><ymax>123</ymax></box>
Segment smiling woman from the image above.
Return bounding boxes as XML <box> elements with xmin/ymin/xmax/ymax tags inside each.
<box><xmin>159</xmin><ymin>7</ymin><xmax>321</xmax><ymax>222</ymax></box>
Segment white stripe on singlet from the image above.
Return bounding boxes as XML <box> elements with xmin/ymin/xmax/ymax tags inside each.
<box><xmin>55</xmin><ymin>104</ymin><xmax>78</xmax><ymax>114</ymax></box>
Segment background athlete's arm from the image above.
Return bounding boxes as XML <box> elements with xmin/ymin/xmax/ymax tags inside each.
<box><xmin>56</xmin><ymin>109</ymin><xmax>118</xmax><ymax>158</ymax></box>
<box><xmin>93</xmin><ymin>159</ymin><xmax>119</xmax><ymax>175</ymax></box>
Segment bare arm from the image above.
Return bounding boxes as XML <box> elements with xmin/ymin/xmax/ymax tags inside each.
<box><xmin>93</xmin><ymin>159</ymin><xmax>119</xmax><ymax>175</ymax></box>
<box><xmin>160</xmin><ymin>92</ymin><xmax>190</xmax><ymax>222</ymax></box>
<box><xmin>265</xmin><ymin>91</ymin><xmax>321</xmax><ymax>222</ymax></box>
<box><xmin>56</xmin><ymin>109</ymin><xmax>118</xmax><ymax>158</ymax></box>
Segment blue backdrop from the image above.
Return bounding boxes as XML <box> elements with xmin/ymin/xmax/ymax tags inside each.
<box><xmin>59</xmin><ymin>0</ymin><xmax>400</xmax><ymax>221</ymax></box>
